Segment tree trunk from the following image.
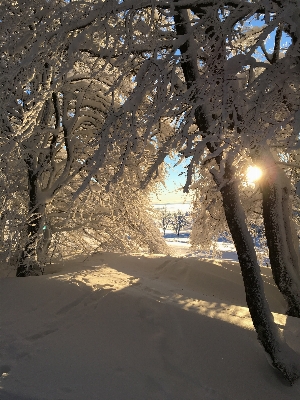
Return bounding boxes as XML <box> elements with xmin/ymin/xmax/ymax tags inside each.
<box><xmin>173</xmin><ymin>6</ymin><xmax>300</xmax><ymax>383</ymax></box>
<box><xmin>16</xmin><ymin>210</ymin><xmax>45</xmax><ymax>277</ymax></box>
<box><xmin>212</xmin><ymin>161</ymin><xmax>300</xmax><ymax>384</ymax></box>
<box><xmin>37</xmin><ymin>223</ymin><xmax>52</xmax><ymax>263</ymax></box>
<box><xmin>16</xmin><ymin>154</ymin><xmax>44</xmax><ymax>277</ymax></box>
<box><xmin>260</xmin><ymin>154</ymin><xmax>300</xmax><ymax>317</ymax></box>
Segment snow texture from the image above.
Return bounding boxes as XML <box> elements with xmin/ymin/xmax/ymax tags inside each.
<box><xmin>1</xmin><ymin>244</ymin><xmax>300</xmax><ymax>400</ymax></box>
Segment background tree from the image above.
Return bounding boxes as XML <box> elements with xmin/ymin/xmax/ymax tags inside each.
<box><xmin>170</xmin><ymin>210</ymin><xmax>190</xmax><ymax>237</ymax></box>
<box><xmin>156</xmin><ymin>206</ymin><xmax>173</xmax><ymax>236</ymax></box>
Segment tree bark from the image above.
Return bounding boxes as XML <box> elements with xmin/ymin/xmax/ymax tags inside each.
<box><xmin>174</xmin><ymin>6</ymin><xmax>300</xmax><ymax>383</ymax></box>
<box><xmin>213</xmin><ymin>161</ymin><xmax>300</xmax><ymax>384</ymax></box>
<box><xmin>260</xmin><ymin>154</ymin><xmax>300</xmax><ymax>317</ymax></box>
<box><xmin>16</xmin><ymin>153</ymin><xmax>45</xmax><ymax>277</ymax></box>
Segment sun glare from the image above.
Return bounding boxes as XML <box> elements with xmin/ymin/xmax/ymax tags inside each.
<box><xmin>246</xmin><ymin>166</ymin><xmax>262</xmax><ymax>183</ymax></box>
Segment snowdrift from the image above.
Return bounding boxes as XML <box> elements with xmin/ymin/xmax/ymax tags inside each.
<box><xmin>0</xmin><ymin>252</ymin><xmax>300</xmax><ymax>399</ymax></box>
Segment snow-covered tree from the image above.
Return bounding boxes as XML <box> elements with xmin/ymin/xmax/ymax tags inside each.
<box><xmin>170</xmin><ymin>210</ymin><xmax>190</xmax><ymax>236</ymax></box>
<box><xmin>156</xmin><ymin>206</ymin><xmax>173</xmax><ymax>236</ymax></box>
<box><xmin>76</xmin><ymin>0</ymin><xmax>300</xmax><ymax>383</ymax></box>
<box><xmin>6</xmin><ymin>61</ymin><xmax>118</xmax><ymax>275</ymax></box>
<box><xmin>1</xmin><ymin>2</ymin><xmax>167</xmax><ymax>275</ymax></box>
<box><xmin>46</xmin><ymin>167</ymin><xmax>170</xmax><ymax>259</ymax></box>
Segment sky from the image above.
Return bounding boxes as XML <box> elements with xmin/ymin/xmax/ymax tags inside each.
<box><xmin>150</xmin><ymin>155</ymin><xmax>193</xmax><ymax>204</ymax></box>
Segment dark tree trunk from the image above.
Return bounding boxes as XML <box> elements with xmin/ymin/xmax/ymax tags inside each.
<box><xmin>16</xmin><ymin>217</ymin><xmax>44</xmax><ymax>277</ymax></box>
<box><xmin>213</xmin><ymin>162</ymin><xmax>300</xmax><ymax>384</ymax></box>
<box><xmin>260</xmin><ymin>159</ymin><xmax>300</xmax><ymax>317</ymax></box>
<box><xmin>16</xmin><ymin>154</ymin><xmax>44</xmax><ymax>277</ymax></box>
<box><xmin>174</xmin><ymin>6</ymin><xmax>300</xmax><ymax>383</ymax></box>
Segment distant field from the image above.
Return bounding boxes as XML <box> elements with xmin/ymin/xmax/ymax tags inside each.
<box><xmin>152</xmin><ymin>202</ymin><xmax>191</xmax><ymax>213</ymax></box>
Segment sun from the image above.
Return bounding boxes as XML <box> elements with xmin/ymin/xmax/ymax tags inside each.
<box><xmin>246</xmin><ymin>166</ymin><xmax>262</xmax><ymax>183</ymax></box>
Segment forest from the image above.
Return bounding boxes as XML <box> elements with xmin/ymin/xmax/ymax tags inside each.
<box><xmin>1</xmin><ymin>0</ymin><xmax>300</xmax><ymax>393</ymax></box>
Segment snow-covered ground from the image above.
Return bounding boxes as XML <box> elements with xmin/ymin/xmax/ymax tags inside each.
<box><xmin>163</xmin><ymin>229</ymin><xmax>239</xmax><ymax>260</ymax></box>
<box><xmin>1</xmin><ymin>238</ymin><xmax>300</xmax><ymax>399</ymax></box>
<box><xmin>153</xmin><ymin>202</ymin><xmax>240</xmax><ymax>261</ymax></box>
<box><xmin>153</xmin><ymin>202</ymin><xmax>191</xmax><ymax>213</ymax></box>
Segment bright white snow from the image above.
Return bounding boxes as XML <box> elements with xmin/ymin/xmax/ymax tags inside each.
<box><xmin>1</xmin><ymin>244</ymin><xmax>300</xmax><ymax>399</ymax></box>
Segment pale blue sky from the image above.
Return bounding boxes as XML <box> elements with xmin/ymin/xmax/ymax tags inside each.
<box><xmin>150</xmin><ymin>155</ymin><xmax>193</xmax><ymax>204</ymax></box>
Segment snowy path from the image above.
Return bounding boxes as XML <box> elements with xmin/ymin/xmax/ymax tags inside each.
<box><xmin>0</xmin><ymin>252</ymin><xmax>299</xmax><ymax>400</ymax></box>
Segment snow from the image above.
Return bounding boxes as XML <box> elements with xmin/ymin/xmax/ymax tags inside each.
<box><xmin>164</xmin><ymin>229</ymin><xmax>239</xmax><ymax>260</ymax></box>
<box><xmin>1</xmin><ymin>245</ymin><xmax>300</xmax><ymax>399</ymax></box>
<box><xmin>153</xmin><ymin>203</ymin><xmax>191</xmax><ymax>213</ymax></box>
